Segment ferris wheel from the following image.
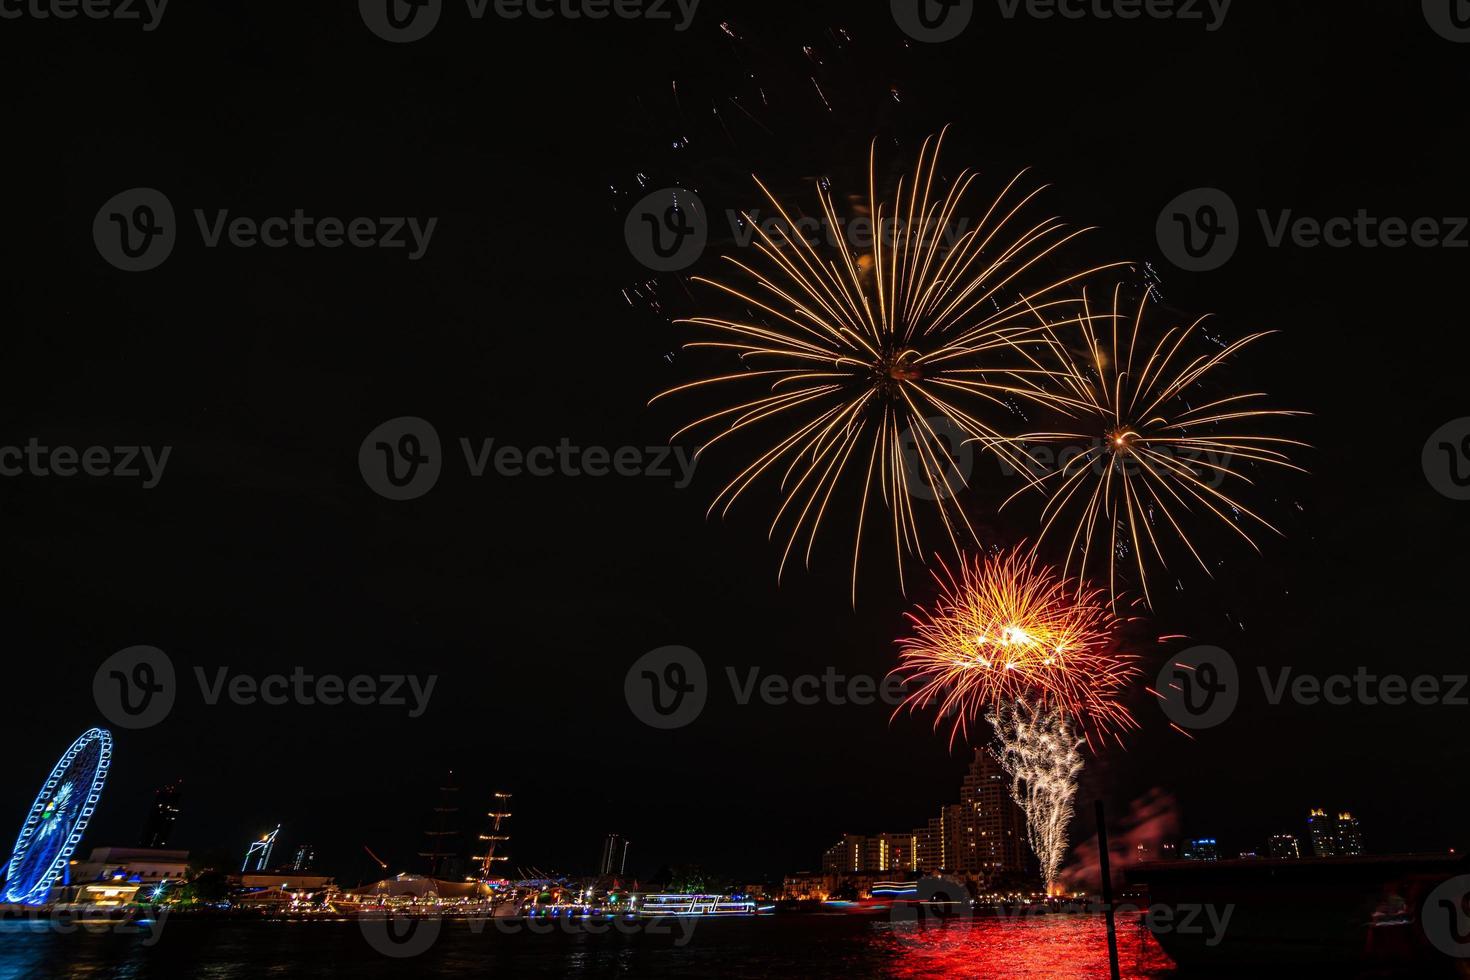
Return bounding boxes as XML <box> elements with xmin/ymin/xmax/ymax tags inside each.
<box><xmin>3</xmin><ymin>728</ymin><xmax>113</xmax><ymax>905</ymax></box>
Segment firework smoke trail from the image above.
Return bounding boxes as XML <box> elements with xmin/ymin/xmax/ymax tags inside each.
<box><xmin>988</xmin><ymin>699</ymin><xmax>1084</xmax><ymax>891</ymax></box>
<box><xmin>653</xmin><ymin>129</ymin><xmax>1127</xmax><ymax>600</ymax></box>
<box><xmin>1006</xmin><ymin>284</ymin><xmax>1309</xmax><ymax>609</ymax></box>
<box><xmin>891</xmin><ymin>546</ymin><xmax>1140</xmax><ymax>751</ymax></box>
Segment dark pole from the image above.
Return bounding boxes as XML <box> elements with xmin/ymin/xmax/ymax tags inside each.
<box><xmin>1095</xmin><ymin>799</ymin><xmax>1121</xmax><ymax>980</ymax></box>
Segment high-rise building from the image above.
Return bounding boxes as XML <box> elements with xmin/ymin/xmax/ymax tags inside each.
<box><xmin>1183</xmin><ymin>838</ymin><xmax>1218</xmax><ymax>861</ymax></box>
<box><xmin>823</xmin><ymin>833</ymin><xmax>918</xmax><ymax>874</ymax></box>
<box><xmin>953</xmin><ymin>749</ymin><xmax>1030</xmax><ymax>882</ymax></box>
<box><xmin>824</xmin><ymin>751</ymin><xmax>1032</xmax><ymax>886</ymax></box>
<box><xmin>915</xmin><ymin>813</ymin><xmax>950</xmax><ymax>872</ymax></box>
<box><xmin>1268</xmin><ymin>834</ymin><xmax>1301</xmax><ymax>859</ymax></box>
<box><xmin>599</xmin><ymin>833</ymin><xmax>630</xmax><ymax>877</ymax></box>
<box><xmin>292</xmin><ymin>843</ymin><xmax>315</xmax><ymax>871</ymax></box>
<box><xmin>139</xmin><ymin>781</ymin><xmax>182</xmax><ymax>849</ymax></box>
<box><xmin>243</xmin><ymin>825</ymin><xmax>279</xmax><ymax>872</ymax></box>
<box><xmin>1307</xmin><ymin>809</ymin><xmax>1364</xmax><ymax>857</ymax></box>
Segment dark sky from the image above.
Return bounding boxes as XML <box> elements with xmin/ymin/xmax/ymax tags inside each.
<box><xmin>4</xmin><ymin>1</ymin><xmax>1467</xmax><ymax>888</ymax></box>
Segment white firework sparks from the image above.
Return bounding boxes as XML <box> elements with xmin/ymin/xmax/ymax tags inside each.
<box><xmin>989</xmin><ymin>700</ymin><xmax>1084</xmax><ymax>890</ymax></box>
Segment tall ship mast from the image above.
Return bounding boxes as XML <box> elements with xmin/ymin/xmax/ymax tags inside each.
<box><xmin>474</xmin><ymin>791</ymin><xmax>512</xmax><ymax>879</ymax></box>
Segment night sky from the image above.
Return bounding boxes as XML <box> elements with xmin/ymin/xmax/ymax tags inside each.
<box><xmin>4</xmin><ymin>1</ymin><xmax>1467</xmax><ymax>888</ymax></box>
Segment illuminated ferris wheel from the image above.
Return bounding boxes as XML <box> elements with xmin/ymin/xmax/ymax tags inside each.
<box><xmin>3</xmin><ymin>728</ymin><xmax>113</xmax><ymax>905</ymax></box>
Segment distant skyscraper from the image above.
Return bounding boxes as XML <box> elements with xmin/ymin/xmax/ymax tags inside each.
<box><xmin>292</xmin><ymin>843</ymin><xmax>315</xmax><ymax>871</ymax></box>
<box><xmin>599</xmin><ymin>834</ymin><xmax>630</xmax><ymax>877</ymax></box>
<box><xmin>139</xmin><ymin>781</ymin><xmax>181</xmax><ymax>849</ymax></box>
<box><xmin>822</xmin><ymin>833</ymin><xmax>917</xmax><ymax>874</ymax></box>
<box><xmin>1307</xmin><ymin>809</ymin><xmax>1364</xmax><ymax>857</ymax></box>
<box><xmin>1268</xmin><ymin>834</ymin><xmax>1301</xmax><ymax>859</ymax></box>
<box><xmin>956</xmin><ymin>749</ymin><xmax>1030</xmax><ymax>882</ymax></box>
<box><xmin>1183</xmin><ymin>838</ymin><xmax>1218</xmax><ymax>861</ymax></box>
<box><xmin>243</xmin><ymin>825</ymin><xmax>279</xmax><ymax>872</ymax></box>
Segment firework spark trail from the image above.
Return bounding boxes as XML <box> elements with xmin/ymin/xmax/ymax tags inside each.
<box><xmin>890</xmin><ymin>546</ymin><xmax>1139</xmax><ymax>751</ymax></box>
<box><xmin>652</xmin><ymin>129</ymin><xmax>1127</xmax><ymax>600</ymax></box>
<box><xmin>988</xmin><ymin>699</ymin><xmax>1084</xmax><ymax>890</ymax></box>
<box><xmin>1005</xmin><ymin>285</ymin><xmax>1309</xmax><ymax>609</ymax></box>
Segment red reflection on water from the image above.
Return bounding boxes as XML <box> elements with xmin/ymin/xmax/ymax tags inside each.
<box><xmin>876</xmin><ymin>912</ymin><xmax>1175</xmax><ymax>979</ymax></box>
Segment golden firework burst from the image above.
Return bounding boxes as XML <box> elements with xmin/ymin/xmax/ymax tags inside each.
<box><xmin>652</xmin><ymin>129</ymin><xmax>1124</xmax><ymax>599</ymax></box>
<box><xmin>891</xmin><ymin>546</ymin><xmax>1139</xmax><ymax>750</ymax></box>
<box><xmin>1007</xmin><ymin>286</ymin><xmax>1309</xmax><ymax>609</ymax></box>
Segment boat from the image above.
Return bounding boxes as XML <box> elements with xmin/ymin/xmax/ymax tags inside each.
<box><xmin>635</xmin><ymin>894</ymin><xmax>759</xmax><ymax>917</ymax></box>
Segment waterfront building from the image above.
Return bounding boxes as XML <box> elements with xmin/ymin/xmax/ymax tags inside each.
<box><xmin>821</xmin><ymin>832</ymin><xmax>918</xmax><ymax>875</ymax></box>
<box><xmin>951</xmin><ymin>749</ymin><xmax>1029</xmax><ymax>882</ymax></box>
<box><xmin>1183</xmin><ymin>838</ymin><xmax>1219</xmax><ymax>861</ymax></box>
<box><xmin>821</xmin><ymin>750</ymin><xmax>1032</xmax><ymax>887</ymax></box>
<box><xmin>243</xmin><ymin>826</ymin><xmax>280</xmax><ymax>872</ymax></box>
<box><xmin>1268</xmin><ymin>834</ymin><xmax>1301</xmax><ymax>859</ymax></box>
<box><xmin>1307</xmin><ymin>809</ymin><xmax>1364</xmax><ymax>857</ymax></box>
<box><xmin>67</xmin><ymin>846</ymin><xmax>190</xmax><ymax>904</ymax></box>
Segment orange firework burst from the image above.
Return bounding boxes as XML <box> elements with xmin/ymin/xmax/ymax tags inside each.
<box><xmin>1008</xmin><ymin>285</ymin><xmax>1309</xmax><ymax>609</ymax></box>
<box><xmin>651</xmin><ymin>129</ymin><xmax>1124</xmax><ymax>600</ymax></box>
<box><xmin>891</xmin><ymin>547</ymin><xmax>1139</xmax><ymax>750</ymax></box>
